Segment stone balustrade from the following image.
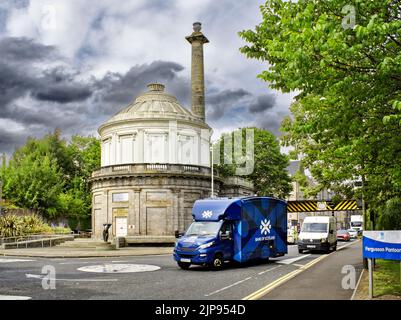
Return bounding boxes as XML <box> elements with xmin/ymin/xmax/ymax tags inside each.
<box><xmin>91</xmin><ymin>163</ymin><xmax>216</xmax><ymax>178</ymax></box>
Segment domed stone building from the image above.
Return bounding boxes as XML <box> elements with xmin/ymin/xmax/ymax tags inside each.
<box><xmin>90</xmin><ymin>23</ymin><xmax>254</xmax><ymax>242</ymax></box>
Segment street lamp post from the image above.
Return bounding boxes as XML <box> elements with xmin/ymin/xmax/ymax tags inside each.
<box><xmin>210</xmin><ymin>146</ymin><xmax>214</xmax><ymax>198</ymax></box>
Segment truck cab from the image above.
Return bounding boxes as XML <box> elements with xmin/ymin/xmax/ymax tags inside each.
<box><xmin>297</xmin><ymin>216</ymin><xmax>337</xmax><ymax>253</ymax></box>
<box><xmin>173</xmin><ymin>197</ymin><xmax>288</xmax><ymax>270</ymax></box>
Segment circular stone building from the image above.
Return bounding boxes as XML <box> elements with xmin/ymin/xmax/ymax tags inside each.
<box><xmin>90</xmin><ymin>23</ymin><xmax>254</xmax><ymax>242</ymax></box>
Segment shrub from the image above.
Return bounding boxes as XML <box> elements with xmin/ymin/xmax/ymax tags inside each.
<box><xmin>0</xmin><ymin>215</ymin><xmax>24</xmax><ymax>237</ymax></box>
<box><xmin>0</xmin><ymin>214</ymin><xmax>53</xmax><ymax>237</ymax></box>
<box><xmin>21</xmin><ymin>215</ymin><xmax>53</xmax><ymax>235</ymax></box>
<box><xmin>52</xmin><ymin>226</ymin><xmax>72</xmax><ymax>234</ymax></box>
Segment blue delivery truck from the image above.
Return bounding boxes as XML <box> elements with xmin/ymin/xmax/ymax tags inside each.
<box><xmin>173</xmin><ymin>197</ymin><xmax>287</xmax><ymax>269</ymax></box>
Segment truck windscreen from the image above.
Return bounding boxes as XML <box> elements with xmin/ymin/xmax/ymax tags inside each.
<box><xmin>185</xmin><ymin>221</ymin><xmax>222</xmax><ymax>236</ymax></box>
<box><xmin>301</xmin><ymin>223</ymin><xmax>328</xmax><ymax>233</ymax></box>
<box><xmin>351</xmin><ymin>222</ymin><xmax>362</xmax><ymax>227</ymax></box>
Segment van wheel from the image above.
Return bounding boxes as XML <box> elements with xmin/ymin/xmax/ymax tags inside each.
<box><xmin>298</xmin><ymin>248</ymin><xmax>303</xmax><ymax>254</ymax></box>
<box><xmin>177</xmin><ymin>262</ymin><xmax>191</xmax><ymax>270</ymax></box>
<box><xmin>210</xmin><ymin>254</ymin><xmax>224</xmax><ymax>270</ymax></box>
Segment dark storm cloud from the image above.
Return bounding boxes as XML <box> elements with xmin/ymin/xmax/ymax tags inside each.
<box><xmin>0</xmin><ymin>37</ymin><xmax>194</xmax><ymax>155</ymax></box>
<box><xmin>95</xmin><ymin>60</ymin><xmax>187</xmax><ymax>112</ymax></box>
<box><xmin>0</xmin><ymin>37</ymin><xmax>58</xmax><ymax>62</ymax></box>
<box><xmin>248</xmin><ymin>94</ymin><xmax>276</xmax><ymax>113</ymax></box>
<box><xmin>255</xmin><ymin>111</ymin><xmax>286</xmax><ymax>136</ymax></box>
<box><xmin>206</xmin><ymin>89</ymin><xmax>250</xmax><ymax>120</ymax></box>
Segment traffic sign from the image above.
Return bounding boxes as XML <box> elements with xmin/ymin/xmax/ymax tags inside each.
<box><xmin>363</xmin><ymin>231</ymin><xmax>401</xmax><ymax>261</ymax></box>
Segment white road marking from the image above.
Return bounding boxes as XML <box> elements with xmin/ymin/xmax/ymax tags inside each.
<box><xmin>59</xmin><ymin>261</ymin><xmax>94</xmax><ymax>265</ymax></box>
<box><xmin>25</xmin><ymin>273</ymin><xmax>118</xmax><ymax>282</ymax></box>
<box><xmin>0</xmin><ymin>258</ymin><xmax>35</xmax><ymax>263</ymax></box>
<box><xmin>77</xmin><ymin>264</ymin><xmax>161</xmax><ymax>273</ymax></box>
<box><xmin>258</xmin><ymin>265</ymin><xmax>282</xmax><ymax>275</ymax></box>
<box><xmin>275</xmin><ymin>254</ymin><xmax>311</xmax><ymax>265</ymax></box>
<box><xmin>205</xmin><ymin>277</ymin><xmax>252</xmax><ymax>297</ymax></box>
<box><xmin>0</xmin><ymin>295</ymin><xmax>32</xmax><ymax>300</ymax></box>
<box><xmin>351</xmin><ymin>269</ymin><xmax>364</xmax><ymax>300</ymax></box>
<box><xmin>293</xmin><ymin>263</ymin><xmax>304</xmax><ymax>268</ymax></box>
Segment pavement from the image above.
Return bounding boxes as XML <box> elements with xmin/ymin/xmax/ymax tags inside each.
<box><xmin>259</xmin><ymin>239</ymin><xmax>363</xmax><ymax>300</ymax></box>
<box><xmin>0</xmin><ymin>246</ymin><xmax>174</xmax><ymax>258</ymax></box>
<box><xmin>0</xmin><ymin>240</ymin><xmax>362</xmax><ymax>300</ymax></box>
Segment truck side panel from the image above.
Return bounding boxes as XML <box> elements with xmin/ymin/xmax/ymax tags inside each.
<box><xmin>233</xmin><ymin>198</ymin><xmax>287</xmax><ymax>263</ymax></box>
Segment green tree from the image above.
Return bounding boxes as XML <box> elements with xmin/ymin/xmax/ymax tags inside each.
<box><xmin>239</xmin><ymin>0</ymin><xmax>401</xmax><ymax>226</ymax></box>
<box><xmin>1</xmin><ymin>131</ymin><xmax>100</xmax><ymax>223</ymax></box>
<box><xmin>216</xmin><ymin>127</ymin><xmax>292</xmax><ymax>198</ymax></box>
<box><xmin>3</xmin><ymin>154</ymin><xmax>63</xmax><ymax>217</ymax></box>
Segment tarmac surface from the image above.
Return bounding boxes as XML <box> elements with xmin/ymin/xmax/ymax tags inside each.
<box><xmin>0</xmin><ymin>240</ymin><xmax>362</xmax><ymax>300</ymax></box>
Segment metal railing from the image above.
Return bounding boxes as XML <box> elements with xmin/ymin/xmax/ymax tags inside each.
<box><xmin>0</xmin><ymin>234</ymin><xmax>67</xmax><ymax>245</ymax></box>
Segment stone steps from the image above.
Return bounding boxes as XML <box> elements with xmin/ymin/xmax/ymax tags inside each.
<box><xmin>57</xmin><ymin>239</ymin><xmax>115</xmax><ymax>250</ymax></box>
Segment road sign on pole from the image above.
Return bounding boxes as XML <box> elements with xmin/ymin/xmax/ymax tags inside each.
<box><xmin>363</xmin><ymin>231</ymin><xmax>401</xmax><ymax>299</ymax></box>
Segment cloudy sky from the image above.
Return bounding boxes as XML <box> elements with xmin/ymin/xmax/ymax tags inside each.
<box><xmin>0</xmin><ymin>0</ymin><xmax>295</xmax><ymax>156</ymax></box>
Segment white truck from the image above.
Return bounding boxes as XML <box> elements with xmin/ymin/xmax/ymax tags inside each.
<box><xmin>350</xmin><ymin>215</ymin><xmax>363</xmax><ymax>234</ymax></box>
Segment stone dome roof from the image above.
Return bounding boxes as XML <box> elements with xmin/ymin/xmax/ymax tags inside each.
<box><xmin>99</xmin><ymin>83</ymin><xmax>207</xmax><ymax>131</ymax></box>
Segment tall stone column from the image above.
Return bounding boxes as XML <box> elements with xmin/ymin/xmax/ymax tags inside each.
<box><xmin>186</xmin><ymin>22</ymin><xmax>209</xmax><ymax>122</ymax></box>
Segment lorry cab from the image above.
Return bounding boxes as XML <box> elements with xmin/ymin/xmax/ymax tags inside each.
<box><xmin>173</xmin><ymin>197</ymin><xmax>288</xmax><ymax>270</ymax></box>
<box><xmin>297</xmin><ymin>216</ymin><xmax>337</xmax><ymax>254</ymax></box>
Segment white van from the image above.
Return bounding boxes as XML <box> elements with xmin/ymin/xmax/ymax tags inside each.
<box><xmin>297</xmin><ymin>216</ymin><xmax>337</xmax><ymax>253</ymax></box>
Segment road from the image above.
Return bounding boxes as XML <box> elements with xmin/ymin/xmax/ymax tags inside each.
<box><xmin>0</xmin><ymin>240</ymin><xmax>361</xmax><ymax>300</ymax></box>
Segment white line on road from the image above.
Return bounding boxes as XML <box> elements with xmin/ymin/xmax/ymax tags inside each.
<box><xmin>0</xmin><ymin>259</ymin><xmax>35</xmax><ymax>263</ymax></box>
<box><xmin>0</xmin><ymin>295</ymin><xmax>32</xmax><ymax>300</ymax></box>
<box><xmin>351</xmin><ymin>269</ymin><xmax>365</xmax><ymax>300</ymax></box>
<box><xmin>25</xmin><ymin>273</ymin><xmax>118</xmax><ymax>282</ymax></box>
<box><xmin>258</xmin><ymin>265</ymin><xmax>282</xmax><ymax>275</ymax></box>
<box><xmin>205</xmin><ymin>277</ymin><xmax>252</xmax><ymax>297</ymax></box>
<box><xmin>292</xmin><ymin>264</ymin><xmax>304</xmax><ymax>268</ymax></box>
<box><xmin>59</xmin><ymin>261</ymin><xmax>95</xmax><ymax>265</ymax></box>
<box><xmin>275</xmin><ymin>254</ymin><xmax>311</xmax><ymax>265</ymax></box>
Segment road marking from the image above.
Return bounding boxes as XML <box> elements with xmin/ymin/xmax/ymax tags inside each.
<box><xmin>243</xmin><ymin>239</ymin><xmax>361</xmax><ymax>300</ymax></box>
<box><xmin>275</xmin><ymin>254</ymin><xmax>311</xmax><ymax>265</ymax></box>
<box><xmin>59</xmin><ymin>261</ymin><xmax>94</xmax><ymax>265</ymax></box>
<box><xmin>337</xmin><ymin>240</ymin><xmax>359</xmax><ymax>251</ymax></box>
<box><xmin>0</xmin><ymin>258</ymin><xmax>35</xmax><ymax>263</ymax></box>
<box><xmin>25</xmin><ymin>273</ymin><xmax>118</xmax><ymax>282</ymax></box>
<box><xmin>293</xmin><ymin>264</ymin><xmax>304</xmax><ymax>268</ymax></box>
<box><xmin>258</xmin><ymin>265</ymin><xmax>282</xmax><ymax>275</ymax></box>
<box><xmin>0</xmin><ymin>295</ymin><xmax>32</xmax><ymax>300</ymax></box>
<box><xmin>351</xmin><ymin>269</ymin><xmax>364</xmax><ymax>300</ymax></box>
<box><xmin>77</xmin><ymin>264</ymin><xmax>161</xmax><ymax>273</ymax></box>
<box><xmin>205</xmin><ymin>277</ymin><xmax>252</xmax><ymax>297</ymax></box>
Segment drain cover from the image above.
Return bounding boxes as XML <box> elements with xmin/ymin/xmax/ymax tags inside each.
<box><xmin>77</xmin><ymin>264</ymin><xmax>160</xmax><ymax>273</ymax></box>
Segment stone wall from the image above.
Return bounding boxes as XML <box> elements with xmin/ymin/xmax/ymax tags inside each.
<box><xmin>91</xmin><ymin>166</ymin><xmax>255</xmax><ymax>239</ymax></box>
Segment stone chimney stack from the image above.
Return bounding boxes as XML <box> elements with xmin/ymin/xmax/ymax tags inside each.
<box><xmin>186</xmin><ymin>22</ymin><xmax>209</xmax><ymax>122</ymax></box>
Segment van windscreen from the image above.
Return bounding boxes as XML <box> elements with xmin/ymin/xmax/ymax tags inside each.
<box><xmin>185</xmin><ymin>221</ymin><xmax>222</xmax><ymax>236</ymax></box>
<box><xmin>301</xmin><ymin>223</ymin><xmax>328</xmax><ymax>233</ymax></box>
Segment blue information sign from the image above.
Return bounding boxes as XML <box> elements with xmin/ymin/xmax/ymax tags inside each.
<box><xmin>363</xmin><ymin>231</ymin><xmax>401</xmax><ymax>261</ymax></box>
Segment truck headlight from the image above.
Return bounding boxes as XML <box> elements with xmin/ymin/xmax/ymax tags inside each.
<box><xmin>198</xmin><ymin>241</ymin><xmax>215</xmax><ymax>250</ymax></box>
<box><xmin>321</xmin><ymin>238</ymin><xmax>328</xmax><ymax>243</ymax></box>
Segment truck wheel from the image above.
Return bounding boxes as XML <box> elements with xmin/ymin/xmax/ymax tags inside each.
<box><xmin>177</xmin><ymin>262</ymin><xmax>191</xmax><ymax>270</ymax></box>
<box><xmin>210</xmin><ymin>254</ymin><xmax>224</xmax><ymax>270</ymax></box>
<box><xmin>298</xmin><ymin>248</ymin><xmax>303</xmax><ymax>254</ymax></box>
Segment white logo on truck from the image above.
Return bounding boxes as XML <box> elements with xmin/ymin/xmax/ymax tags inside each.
<box><xmin>260</xmin><ymin>219</ymin><xmax>271</xmax><ymax>235</ymax></box>
<box><xmin>202</xmin><ymin>210</ymin><xmax>213</xmax><ymax>219</ymax></box>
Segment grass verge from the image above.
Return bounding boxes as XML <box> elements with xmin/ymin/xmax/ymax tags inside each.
<box><xmin>354</xmin><ymin>259</ymin><xmax>401</xmax><ymax>300</ymax></box>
